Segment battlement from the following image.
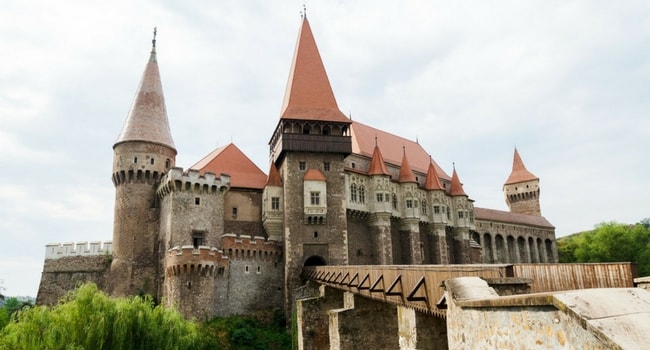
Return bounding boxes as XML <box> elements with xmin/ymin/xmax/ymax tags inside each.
<box><xmin>112</xmin><ymin>169</ymin><xmax>163</xmax><ymax>186</ymax></box>
<box><xmin>44</xmin><ymin>241</ymin><xmax>112</xmax><ymax>260</ymax></box>
<box><xmin>220</xmin><ymin>233</ymin><xmax>282</xmax><ymax>262</ymax></box>
<box><xmin>157</xmin><ymin>167</ymin><xmax>230</xmax><ymax>198</ymax></box>
<box><xmin>165</xmin><ymin>245</ymin><xmax>229</xmax><ymax>277</ymax></box>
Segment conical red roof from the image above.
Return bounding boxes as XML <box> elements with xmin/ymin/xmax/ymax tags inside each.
<box><xmin>114</xmin><ymin>44</ymin><xmax>175</xmax><ymax>150</ymax></box>
<box><xmin>368</xmin><ymin>145</ymin><xmax>390</xmax><ymax>176</ymax></box>
<box><xmin>398</xmin><ymin>152</ymin><xmax>417</xmax><ymax>183</ymax></box>
<box><xmin>505</xmin><ymin>148</ymin><xmax>538</xmax><ymax>185</ymax></box>
<box><xmin>424</xmin><ymin>160</ymin><xmax>444</xmax><ymax>190</ymax></box>
<box><xmin>280</xmin><ymin>18</ymin><xmax>349</xmax><ymax>123</ymax></box>
<box><xmin>265</xmin><ymin>162</ymin><xmax>282</xmax><ymax>187</ymax></box>
<box><xmin>449</xmin><ymin>167</ymin><xmax>467</xmax><ymax>196</ymax></box>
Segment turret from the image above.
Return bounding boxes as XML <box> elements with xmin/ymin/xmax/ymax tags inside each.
<box><xmin>263</xmin><ymin>163</ymin><xmax>284</xmax><ymax>242</ymax></box>
<box><xmin>366</xmin><ymin>143</ymin><xmax>393</xmax><ymax>264</ymax></box>
<box><xmin>503</xmin><ymin>148</ymin><xmax>541</xmax><ymax>216</ymax></box>
<box><xmin>110</xmin><ymin>29</ymin><xmax>176</xmax><ymax>297</ymax></box>
<box><xmin>448</xmin><ymin>166</ymin><xmax>474</xmax><ymax>263</ymax></box>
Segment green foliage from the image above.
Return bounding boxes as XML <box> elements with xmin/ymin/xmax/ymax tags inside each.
<box><xmin>0</xmin><ymin>283</ymin><xmax>212</xmax><ymax>350</ymax></box>
<box><xmin>203</xmin><ymin>309</ymin><xmax>290</xmax><ymax>350</ymax></box>
<box><xmin>558</xmin><ymin>220</ymin><xmax>650</xmax><ymax>276</ymax></box>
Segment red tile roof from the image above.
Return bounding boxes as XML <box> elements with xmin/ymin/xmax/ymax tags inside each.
<box><xmin>398</xmin><ymin>152</ymin><xmax>417</xmax><ymax>183</ymax></box>
<box><xmin>115</xmin><ymin>47</ymin><xmax>175</xmax><ymax>150</ymax></box>
<box><xmin>304</xmin><ymin>168</ymin><xmax>326</xmax><ymax>181</ymax></box>
<box><xmin>191</xmin><ymin>143</ymin><xmax>267</xmax><ymax>189</ymax></box>
<box><xmin>474</xmin><ymin>207</ymin><xmax>554</xmax><ymax>228</ymax></box>
<box><xmin>265</xmin><ymin>162</ymin><xmax>282</xmax><ymax>187</ymax></box>
<box><xmin>368</xmin><ymin>145</ymin><xmax>390</xmax><ymax>176</ymax></box>
<box><xmin>424</xmin><ymin>160</ymin><xmax>444</xmax><ymax>190</ymax></box>
<box><xmin>350</xmin><ymin>120</ymin><xmax>450</xmax><ymax>181</ymax></box>
<box><xmin>449</xmin><ymin>167</ymin><xmax>467</xmax><ymax>196</ymax></box>
<box><xmin>505</xmin><ymin>148</ymin><xmax>538</xmax><ymax>185</ymax></box>
<box><xmin>280</xmin><ymin>18</ymin><xmax>349</xmax><ymax>123</ymax></box>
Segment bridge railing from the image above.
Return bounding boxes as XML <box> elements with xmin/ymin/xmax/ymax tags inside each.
<box><xmin>302</xmin><ymin>263</ymin><xmax>636</xmax><ymax>318</ymax></box>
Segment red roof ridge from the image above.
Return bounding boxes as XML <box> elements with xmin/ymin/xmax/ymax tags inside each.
<box><xmin>449</xmin><ymin>166</ymin><xmax>467</xmax><ymax>196</ymax></box>
<box><xmin>398</xmin><ymin>150</ymin><xmax>417</xmax><ymax>183</ymax></box>
<box><xmin>265</xmin><ymin>162</ymin><xmax>282</xmax><ymax>187</ymax></box>
<box><xmin>368</xmin><ymin>145</ymin><xmax>390</xmax><ymax>176</ymax></box>
<box><xmin>280</xmin><ymin>18</ymin><xmax>349</xmax><ymax>123</ymax></box>
<box><xmin>424</xmin><ymin>159</ymin><xmax>444</xmax><ymax>190</ymax></box>
<box><xmin>191</xmin><ymin>143</ymin><xmax>267</xmax><ymax>189</ymax></box>
<box><xmin>505</xmin><ymin>148</ymin><xmax>538</xmax><ymax>185</ymax></box>
<box><xmin>304</xmin><ymin>168</ymin><xmax>326</xmax><ymax>181</ymax></box>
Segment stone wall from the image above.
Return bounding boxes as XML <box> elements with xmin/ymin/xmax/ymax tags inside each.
<box><xmin>37</xmin><ymin>255</ymin><xmax>111</xmax><ymax>305</ymax></box>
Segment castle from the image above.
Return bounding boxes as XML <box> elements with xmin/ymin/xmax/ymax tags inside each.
<box><xmin>37</xmin><ymin>16</ymin><xmax>557</xmax><ymax>319</ymax></box>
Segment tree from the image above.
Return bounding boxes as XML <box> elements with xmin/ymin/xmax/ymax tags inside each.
<box><xmin>558</xmin><ymin>221</ymin><xmax>650</xmax><ymax>276</ymax></box>
<box><xmin>0</xmin><ymin>283</ymin><xmax>215</xmax><ymax>350</ymax></box>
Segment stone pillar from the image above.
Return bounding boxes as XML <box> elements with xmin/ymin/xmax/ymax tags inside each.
<box><xmin>401</xmin><ymin>218</ymin><xmax>423</xmax><ymax>264</ymax></box>
<box><xmin>432</xmin><ymin>223</ymin><xmax>449</xmax><ymax>264</ymax></box>
<box><xmin>454</xmin><ymin>228</ymin><xmax>471</xmax><ymax>264</ymax></box>
<box><xmin>397</xmin><ymin>306</ymin><xmax>417</xmax><ymax>350</ymax></box>
<box><xmin>369</xmin><ymin>213</ymin><xmax>393</xmax><ymax>264</ymax></box>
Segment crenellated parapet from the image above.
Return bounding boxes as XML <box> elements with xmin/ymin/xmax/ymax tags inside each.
<box><xmin>165</xmin><ymin>245</ymin><xmax>228</xmax><ymax>277</ymax></box>
<box><xmin>220</xmin><ymin>233</ymin><xmax>282</xmax><ymax>262</ymax></box>
<box><xmin>156</xmin><ymin>167</ymin><xmax>230</xmax><ymax>198</ymax></box>
<box><xmin>44</xmin><ymin>241</ymin><xmax>113</xmax><ymax>260</ymax></box>
<box><xmin>112</xmin><ymin>169</ymin><xmax>163</xmax><ymax>186</ymax></box>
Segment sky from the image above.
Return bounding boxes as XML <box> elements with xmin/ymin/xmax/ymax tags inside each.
<box><xmin>0</xmin><ymin>1</ymin><xmax>648</xmax><ymax>297</ymax></box>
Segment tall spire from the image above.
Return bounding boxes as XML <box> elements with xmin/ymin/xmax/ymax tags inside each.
<box><xmin>505</xmin><ymin>148</ymin><xmax>538</xmax><ymax>185</ymax></box>
<box><xmin>449</xmin><ymin>165</ymin><xmax>467</xmax><ymax>196</ymax></box>
<box><xmin>398</xmin><ymin>149</ymin><xmax>417</xmax><ymax>183</ymax></box>
<box><xmin>280</xmin><ymin>17</ymin><xmax>349</xmax><ymax>123</ymax></box>
<box><xmin>424</xmin><ymin>157</ymin><xmax>444</xmax><ymax>190</ymax></box>
<box><xmin>114</xmin><ymin>28</ymin><xmax>175</xmax><ymax>150</ymax></box>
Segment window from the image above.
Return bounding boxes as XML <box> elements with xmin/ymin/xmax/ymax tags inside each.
<box><xmin>324</xmin><ymin>162</ymin><xmax>330</xmax><ymax>171</ymax></box>
<box><xmin>271</xmin><ymin>197</ymin><xmax>280</xmax><ymax>210</ymax></box>
<box><xmin>351</xmin><ymin>162</ymin><xmax>356</xmax><ymax>169</ymax></box>
<box><xmin>150</xmin><ymin>158</ymin><xmax>154</xmax><ymax>165</ymax></box>
<box><xmin>392</xmin><ymin>193</ymin><xmax>398</xmax><ymax>209</ymax></box>
<box><xmin>422</xmin><ymin>200</ymin><xmax>427</xmax><ymax>214</ymax></box>
<box><xmin>434</xmin><ymin>205</ymin><xmax>440</xmax><ymax>214</ymax></box>
<box><xmin>458</xmin><ymin>211</ymin><xmax>464</xmax><ymax>219</ymax></box>
<box><xmin>359</xmin><ymin>186</ymin><xmax>366</xmax><ymax>204</ymax></box>
<box><xmin>134</xmin><ymin>157</ymin><xmax>138</xmax><ymax>163</ymax></box>
<box><xmin>406</xmin><ymin>199</ymin><xmax>413</xmax><ymax>208</ymax></box>
<box><xmin>310</xmin><ymin>192</ymin><xmax>320</xmax><ymax>205</ymax></box>
<box><xmin>195</xmin><ymin>197</ymin><xmax>200</xmax><ymax>205</ymax></box>
<box><xmin>192</xmin><ymin>231</ymin><xmax>205</xmax><ymax>248</ymax></box>
<box><xmin>350</xmin><ymin>183</ymin><xmax>357</xmax><ymax>202</ymax></box>
<box><xmin>469</xmin><ymin>211</ymin><xmax>474</xmax><ymax>223</ymax></box>
<box><xmin>299</xmin><ymin>161</ymin><xmax>306</xmax><ymax>171</ymax></box>
<box><xmin>165</xmin><ymin>159</ymin><xmax>170</xmax><ymax>169</ymax></box>
<box><xmin>376</xmin><ymin>193</ymin><xmax>383</xmax><ymax>202</ymax></box>
<box><xmin>232</xmin><ymin>207</ymin><xmax>238</xmax><ymax>219</ymax></box>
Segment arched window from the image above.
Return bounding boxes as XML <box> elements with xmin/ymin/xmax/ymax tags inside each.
<box><xmin>359</xmin><ymin>185</ymin><xmax>366</xmax><ymax>204</ymax></box>
<box><xmin>350</xmin><ymin>183</ymin><xmax>357</xmax><ymax>202</ymax></box>
<box><xmin>421</xmin><ymin>200</ymin><xmax>427</xmax><ymax>215</ymax></box>
<box><xmin>392</xmin><ymin>193</ymin><xmax>398</xmax><ymax>209</ymax></box>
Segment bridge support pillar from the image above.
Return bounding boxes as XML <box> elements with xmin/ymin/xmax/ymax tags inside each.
<box><xmin>401</xmin><ymin>218</ymin><xmax>423</xmax><ymax>264</ymax></box>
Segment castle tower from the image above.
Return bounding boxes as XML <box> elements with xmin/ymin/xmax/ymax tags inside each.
<box><xmin>448</xmin><ymin>166</ymin><xmax>473</xmax><ymax>263</ymax></box>
<box><xmin>503</xmin><ymin>148</ymin><xmax>541</xmax><ymax>216</ymax></box>
<box><xmin>111</xmin><ymin>31</ymin><xmax>176</xmax><ymax>297</ymax></box>
<box><xmin>397</xmin><ymin>150</ymin><xmax>423</xmax><ymax>264</ymax></box>
<box><xmin>263</xmin><ymin>162</ymin><xmax>284</xmax><ymax>242</ymax></box>
<box><xmin>423</xmin><ymin>159</ymin><xmax>450</xmax><ymax>264</ymax></box>
<box><xmin>268</xmin><ymin>16</ymin><xmax>351</xmax><ymax>310</ymax></box>
<box><xmin>367</xmin><ymin>144</ymin><xmax>393</xmax><ymax>264</ymax></box>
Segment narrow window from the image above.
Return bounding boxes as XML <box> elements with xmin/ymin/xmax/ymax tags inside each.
<box><xmin>422</xmin><ymin>201</ymin><xmax>427</xmax><ymax>214</ymax></box>
<box><xmin>134</xmin><ymin>157</ymin><xmax>138</xmax><ymax>163</ymax></box>
<box><xmin>271</xmin><ymin>197</ymin><xmax>280</xmax><ymax>210</ymax></box>
<box><xmin>232</xmin><ymin>207</ymin><xmax>238</xmax><ymax>219</ymax></box>
<box><xmin>392</xmin><ymin>193</ymin><xmax>398</xmax><ymax>209</ymax></box>
<box><xmin>257</xmin><ymin>266</ymin><xmax>261</xmax><ymax>274</ymax></box>
<box><xmin>192</xmin><ymin>231</ymin><xmax>205</xmax><ymax>248</ymax></box>
<box><xmin>165</xmin><ymin>159</ymin><xmax>170</xmax><ymax>169</ymax></box>
<box><xmin>324</xmin><ymin>162</ymin><xmax>330</xmax><ymax>171</ymax></box>
<box><xmin>310</xmin><ymin>192</ymin><xmax>320</xmax><ymax>205</ymax></box>
<box><xmin>299</xmin><ymin>161</ymin><xmax>306</xmax><ymax>171</ymax></box>
<box><xmin>314</xmin><ymin>231</ymin><xmax>318</xmax><ymax>238</ymax></box>
<box><xmin>359</xmin><ymin>186</ymin><xmax>366</xmax><ymax>204</ymax></box>
<box><xmin>458</xmin><ymin>211</ymin><xmax>464</xmax><ymax>219</ymax></box>
<box><xmin>195</xmin><ymin>197</ymin><xmax>200</xmax><ymax>205</ymax></box>
<box><xmin>245</xmin><ymin>265</ymin><xmax>249</xmax><ymax>273</ymax></box>
<box><xmin>150</xmin><ymin>158</ymin><xmax>154</xmax><ymax>165</ymax></box>
<box><xmin>406</xmin><ymin>199</ymin><xmax>413</xmax><ymax>208</ymax></box>
<box><xmin>350</xmin><ymin>183</ymin><xmax>357</xmax><ymax>202</ymax></box>
<box><xmin>434</xmin><ymin>205</ymin><xmax>440</xmax><ymax>214</ymax></box>
<box><xmin>376</xmin><ymin>193</ymin><xmax>383</xmax><ymax>202</ymax></box>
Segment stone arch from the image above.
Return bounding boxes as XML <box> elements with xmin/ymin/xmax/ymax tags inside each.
<box><xmin>495</xmin><ymin>234</ymin><xmax>505</xmax><ymax>263</ymax></box>
<box><xmin>517</xmin><ymin>236</ymin><xmax>527</xmax><ymax>262</ymax></box>
<box><xmin>537</xmin><ymin>237</ymin><xmax>544</xmax><ymax>262</ymax></box>
<box><xmin>528</xmin><ymin>237</ymin><xmax>536</xmax><ymax>263</ymax></box>
<box><xmin>483</xmin><ymin>233</ymin><xmax>494</xmax><ymax>263</ymax></box>
<box><xmin>304</xmin><ymin>255</ymin><xmax>327</xmax><ymax>266</ymax></box>
<box><xmin>545</xmin><ymin>239</ymin><xmax>554</xmax><ymax>262</ymax></box>
<box><xmin>507</xmin><ymin>236</ymin><xmax>516</xmax><ymax>263</ymax></box>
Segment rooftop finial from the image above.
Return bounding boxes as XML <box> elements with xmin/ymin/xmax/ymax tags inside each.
<box><xmin>152</xmin><ymin>26</ymin><xmax>157</xmax><ymax>49</ymax></box>
<box><xmin>374</xmin><ymin>135</ymin><xmax>378</xmax><ymax>147</ymax></box>
<box><xmin>303</xmin><ymin>4</ymin><xmax>307</xmax><ymax>19</ymax></box>
<box><xmin>402</xmin><ymin>145</ymin><xmax>406</xmax><ymax>156</ymax></box>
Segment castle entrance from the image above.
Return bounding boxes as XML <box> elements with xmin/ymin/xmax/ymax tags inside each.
<box><xmin>304</xmin><ymin>255</ymin><xmax>327</xmax><ymax>266</ymax></box>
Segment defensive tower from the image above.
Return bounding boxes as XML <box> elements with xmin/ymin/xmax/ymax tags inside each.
<box><xmin>111</xmin><ymin>30</ymin><xmax>176</xmax><ymax>297</ymax></box>
<box><xmin>503</xmin><ymin>148</ymin><xmax>541</xmax><ymax>216</ymax></box>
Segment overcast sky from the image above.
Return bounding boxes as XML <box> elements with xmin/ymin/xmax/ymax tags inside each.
<box><xmin>1</xmin><ymin>1</ymin><xmax>648</xmax><ymax>297</ymax></box>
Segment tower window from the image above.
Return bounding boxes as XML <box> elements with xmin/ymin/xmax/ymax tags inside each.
<box><xmin>271</xmin><ymin>197</ymin><xmax>280</xmax><ymax>210</ymax></box>
<box><xmin>376</xmin><ymin>193</ymin><xmax>384</xmax><ymax>202</ymax></box>
<box><xmin>324</xmin><ymin>162</ymin><xmax>330</xmax><ymax>171</ymax></box>
<box><xmin>314</xmin><ymin>231</ymin><xmax>318</xmax><ymax>238</ymax></box>
<box><xmin>434</xmin><ymin>205</ymin><xmax>440</xmax><ymax>214</ymax></box>
<box><xmin>299</xmin><ymin>161</ymin><xmax>306</xmax><ymax>171</ymax></box>
<box><xmin>134</xmin><ymin>157</ymin><xmax>138</xmax><ymax>163</ymax></box>
<box><xmin>359</xmin><ymin>186</ymin><xmax>366</xmax><ymax>204</ymax></box>
<box><xmin>406</xmin><ymin>199</ymin><xmax>413</xmax><ymax>208</ymax></box>
<box><xmin>310</xmin><ymin>192</ymin><xmax>320</xmax><ymax>205</ymax></box>
<box><xmin>165</xmin><ymin>159</ymin><xmax>170</xmax><ymax>169</ymax></box>
<box><xmin>150</xmin><ymin>158</ymin><xmax>154</xmax><ymax>165</ymax></box>
<box><xmin>232</xmin><ymin>207</ymin><xmax>238</xmax><ymax>219</ymax></box>
<box><xmin>350</xmin><ymin>183</ymin><xmax>357</xmax><ymax>202</ymax></box>
<box><xmin>195</xmin><ymin>197</ymin><xmax>200</xmax><ymax>205</ymax></box>
<box><xmin>192</xmin><ymin>231</ymin><xmax>205</xmax><ymax>248</ymax></box>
